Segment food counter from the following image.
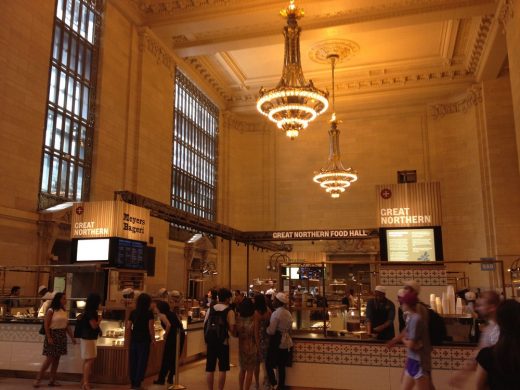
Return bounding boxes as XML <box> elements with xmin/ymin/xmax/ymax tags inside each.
<box><xmin>0</xmin><ymin>312</ymin><xmax>206</xmax><ymax>385</ymax></box>
<box><xmin>287</xmin><ymin>336</ymin><xmax>478</xmax><ymax>390</ymax></box>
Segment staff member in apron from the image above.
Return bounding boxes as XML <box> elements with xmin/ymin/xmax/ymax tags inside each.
<box><xmin>366</xmin><ymin>286</ymin><xmax>396</xmax><ymax>340</ymax></box>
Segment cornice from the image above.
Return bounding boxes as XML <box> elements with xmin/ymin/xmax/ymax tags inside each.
<box><xmin>183</xmin><ymin>57</ymin><xmax>231</xmax><ymax>101</ymax></box>
<box><xmin>131</xmin><ymin>0</ymin><xmax>237</xmax><ymax>14</ymax></box>
<box><xmin>496</xmin><ymin>0</ymin><xmax>515</xmax><ymax>29</ymax></box>
<box><xmin>466</xmin><ymin>15</ymin><xmax>493</xmax><ymax>74</ymax></box>
<box><xmin>138</xmin><ymin>27</ymin><xmax>176</xmax><ymax>77</ymax></box>
<box><xmin>429</xmin><ymin>84</ymin><xmax>482</xmax><ymax>119</ymax></box>
<box><xmin>222</xmin><ymin>111</ymin><xmax>265</xmax><ymax>133</ymax></box>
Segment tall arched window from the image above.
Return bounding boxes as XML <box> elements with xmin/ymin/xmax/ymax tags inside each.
<box><xmin>39</xmin><ymin>0</ymin><xmax>103</xmax><ymax>209</ymax></box>
<box><xmin>172</xmin><ymin>71</ymin><xmax>219</xmax><ymax>221</ymax></box>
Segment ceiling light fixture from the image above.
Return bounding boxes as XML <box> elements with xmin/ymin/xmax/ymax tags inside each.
<box><xmin>256</xmin><ymin>0</ymin><xmax>328</xmax><ymax>140</ymax></box>
<box><xmin>313</xmin><ymin>54</ymin><xmax>357</xmax><ymax>198</ymax></box>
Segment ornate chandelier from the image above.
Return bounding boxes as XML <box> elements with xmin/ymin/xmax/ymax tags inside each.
<box><xmin>257</xmin><ymin>0</ymin><xmax>328</xmax><ymax>140</ymax></box>
<box><xmin>313</xmin><ymin>54</ymin><xmax>357</xmax><ymax>198</ymax></box>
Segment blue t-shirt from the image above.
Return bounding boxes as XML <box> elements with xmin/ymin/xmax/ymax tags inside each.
<box><xmin>405</xmin><ymin>312</ymin><xmax>425</xmax><ymax>362</ymax></box>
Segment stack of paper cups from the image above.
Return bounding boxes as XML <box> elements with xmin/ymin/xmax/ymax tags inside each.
<box><xmin>430</xmin><ymin>294</ymin><xmax>437</xmax><ymax>311</ymax></box>
<box><xmin>442</xmin><ymin>293</ymin><xmax>449</xmax><ymax>315</ymax></box>
<box><xmin>447</xmin><ymin>285</ymin><xmax>455</xmax><ymax>314</ymax></box>
<box><xmin>456</xmin><ymin>297</ymin><xmax>463</xmax><ymax>314</ymax></box>
<box><xmin>435</xmin><ymin>297</ymin><xmax>443</xmax><ymax>314</ymax></box>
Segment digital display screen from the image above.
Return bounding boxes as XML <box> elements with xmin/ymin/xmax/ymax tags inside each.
<box><xmin>76</xmin><ymin>239</ymin><xmax>110</xmax><ymax>261</ymax></box>
<box><xmin>386</xmin><ymin>229</ymin><xmax>436</xmax><ymax>261</ymax></box>
<box><xmin>116</xmin><ymin>239</ymin><xmax>145</xmax><ymax>269</ymax></box>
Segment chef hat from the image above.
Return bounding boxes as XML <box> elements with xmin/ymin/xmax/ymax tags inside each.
<box><xmin>275</xmin><ymin>292</ymin><xmax>289</xmax><ymax>304</ymax></box>
<box><xmin>38</xmin><ymin>285</ymin><xmax>48</xmax><ymax>294</ymax></box>
<box><xmin>158</xmin><ymin>288</ymin><xmax>168</xmax><ymax>296</ymax></box>
<box><xmin>403</xmin><ymin>280</ymin><xmax>421</xmax><ymax>294</ymax></box>
<box><xmin>375</xmin><ymin>286</ymin><xmax>386</xmax><ymax>294</ymax></box>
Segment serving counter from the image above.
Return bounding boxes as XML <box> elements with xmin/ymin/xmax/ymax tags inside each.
<box><xmin>0</xmin><ymin>315</ymin><xmax>206</xmax><ymax>385</ymax></box>
<box><xmin>287</xmin><ymin>335</ymin><xmax>478</xmax><ymax>390</ymax></box>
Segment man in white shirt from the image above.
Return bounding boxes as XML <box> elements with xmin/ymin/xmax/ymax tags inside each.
<box><xmin>266</xmin><ymin>292</ymin><xmax>293</xmax><ymax>390</ymax></box>
<box><xmin>204</xmin><ymin>288</ymin><xmax>236</xmax><ymax>390</ymax></box>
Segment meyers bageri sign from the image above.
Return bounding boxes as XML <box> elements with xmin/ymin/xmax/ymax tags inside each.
<box><xmin>71</xmin><ymin>200</ymin><xmax>150</xmax><ymax>242</ymax></box>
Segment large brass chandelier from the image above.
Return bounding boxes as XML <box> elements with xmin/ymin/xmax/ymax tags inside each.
<box><xmin>257</xmin><ymin>0</ymin><xmax>328</xmax><ymax>140</ymax></box>
<box><xmin>313</xmin><ymin>54</ymin><xmax>357</xmax><ymax>198</ymax></box>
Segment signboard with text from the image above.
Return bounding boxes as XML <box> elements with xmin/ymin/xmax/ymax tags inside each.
<box><xmin>376</xmin><ymin>182</ymin><xmax>442</xmax><ymax>227</ymax></box>
<box><xmin>244</xmin><ymin>229</ymin><xmax>379</xmax><ymax>241</ymax></box>
<box><xmin>71</xmin><ymin>200</ymin><xmax>150</xmax><ymax>242</ymax></box>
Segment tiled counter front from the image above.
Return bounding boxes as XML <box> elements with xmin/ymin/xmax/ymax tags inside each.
<box><xmin>286</xmin><ymin>339</ymin><xmax>477</xmax><ymax>390</ymax></box>
<box><xmin>0</xmin><ymin>323</ymin><xmax>81</xmax><ymax>373</ymax></box>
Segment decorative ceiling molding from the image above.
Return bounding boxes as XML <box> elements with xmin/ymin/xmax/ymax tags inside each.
<box><xmin>131</xmin><ymin>0</ymin><xmax>237</xmax><ymax>14</ymax></box>
<box><xmin>222</xmin><ymin>111</ymin><xmax>265</xmax><ymax>133</ymax></box>
<box><xmin>429</xmin><ymin>84</ymin><xmax>482</xmax><ymax>119</ymax></box>
<box><xmin>138</xmin><ymin>27</ymin><xmax>176</xmax><ymax>77</ymax></box>
<box><xmin>183</xmin><ymin>57</ymin><xmax>231</xmax><ymax>101</ymax></box>
<box><xmin>496</xmin><ymin>0</ymin><xmax>515</xmax><ymax>29</ymax></box>
<box><xmin>451</xmin><ymin>18</ymin><xmax>474</xmax><ymax>64</ymax></box>
<box><xmin>308</xmin><ymin>40</ymin><xmax>360</xmax><ymax>64</ymax></box>
<box><xmin>466</xmin><ymin>15</ymin><xmax>493</xmax><ymax>74</ymax></box>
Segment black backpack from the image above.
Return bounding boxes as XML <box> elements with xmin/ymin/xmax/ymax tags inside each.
<box><xmin>204</xmin><ymin>307</ymin><xmax>229</xmax><ymax>345</ymax></box>
<box><xmin>423</xmin><ymin>304</ymin><xmax>447</xmax><ymax>345</ymax></box>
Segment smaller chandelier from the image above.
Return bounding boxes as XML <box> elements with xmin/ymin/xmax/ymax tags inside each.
<box><xmin>257</xmin><ymin>0</ymin><xmax>328</xmax><ymax>140</ymax></box>
<box><xmin>313</xmin><ymin>54</ymin><xmax>357</xmax><ymax>198</ymax></box>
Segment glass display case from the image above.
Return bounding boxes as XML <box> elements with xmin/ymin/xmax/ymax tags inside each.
<box><xmin>97</xmin><ymin>308</ymin><xmax>166</xmax><ymax>348</ymax></box>
<box><xmin>279</xmin><ymin>263</ymin><xmax>371</xmax><ymax>338</ymax></box>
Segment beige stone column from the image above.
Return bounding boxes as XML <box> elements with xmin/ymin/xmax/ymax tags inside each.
<box><xmin>499</xmin><ymin>0</ymin><xmax>520</xmax><ymax>171</ymax></box>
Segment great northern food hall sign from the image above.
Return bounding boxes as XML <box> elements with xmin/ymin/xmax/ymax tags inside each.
<box><xmin>376</xmin><ymin>182</ymin><xmax>442</xmax><ymax>227</ymax></box>
<box><xmin>71</xmin><ymin>200</ymin><xmax>150</xmax><ymax>242</ymax></box>
<box><xmin>245</xmin><ymin>229</ymin><xmax>379</xmax><ymax>241</ymax></box>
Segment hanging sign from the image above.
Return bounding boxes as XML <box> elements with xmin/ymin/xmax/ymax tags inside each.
<box><xmin>244</xmin><ymin>229</ymin><xmax>379</xmax><ymax>241</ymax></box>
<box><xmin>71</xmin><ymin>200</ymin><xmax>150</xmax><ymax>242</ymax></box>
<box><xmin>376</xmin><ymin>182</ymin><xmax>442</xmax><ymax>227</ymax></box>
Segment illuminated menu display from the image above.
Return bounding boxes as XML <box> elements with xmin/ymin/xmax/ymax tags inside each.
<box><xmin>387</xmin><ymin>229</ymin><xmax>436</xmax><ymax>261</ymax></box>
<box><xmin>116</xmin><ymin>239</ymin><xmax>145</xmax><ymax>269</ymax></box>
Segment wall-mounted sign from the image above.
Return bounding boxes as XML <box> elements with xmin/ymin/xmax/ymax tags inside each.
<box><xmin>71</xmin><ymin>201</ymin><xmax>150</xmax><ymax>242</ymax></box>
<box><xmin>376</xmin><ymin>182</ymin><xmax>442</xmax><ymax>227</ymax></box>
<box><xmin>244</xmin><ymin>229</ymin><xmax>379</xmax><ymax>241</ymax></box>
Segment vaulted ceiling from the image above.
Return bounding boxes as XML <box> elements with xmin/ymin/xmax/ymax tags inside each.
<box><xmin>128</xmin><ymin>0</ymin><xmax>508</xmax><ymax>113</ymax></box>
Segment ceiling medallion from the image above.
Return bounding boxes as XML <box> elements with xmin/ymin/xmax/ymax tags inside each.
<box><xmin>256</xmin><ymin>0</ymin><xmax>328</xmax><ymax>140</ymax></box>
<box><xmin>313</xmin><ymin>53</ymin><xmax>358</xmax><ymax>199</ymax></box>
<box><xmin>309</xmin><ymin>40</ymin><xmax>360</xmax><ymax>64</ymax></box>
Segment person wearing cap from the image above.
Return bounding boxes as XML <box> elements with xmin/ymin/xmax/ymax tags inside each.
<box><xmin>38</xmin><ymin>291</ymin><xmax>56</xmax><ymax>318</ymax></box>
<box><xmin>157</xmin><ymin>287</ymin><xmax>169</xmax><ymax>299</ymax></box>
<box><xmin>266</xmin><ymin>292</ymin><xmax>293</xmax><ymax>390</ymax></box>
<box><xmin>400</xmin><ymin>292</ymin><xmax>432</xmax><ymax>390</ymax></box>
<box><xmin>366</xmin><ymin>286</ymin><xmax>396</xmax><ymax>340</ymax></box>
<box><xmin>389</xmin><ymin>280</ymin><xmax>434</xmax><ymax>389</ymax></box>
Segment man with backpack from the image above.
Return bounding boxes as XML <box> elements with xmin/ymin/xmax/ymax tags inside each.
<box><xmin>204</xmin><ymin>288</ymin><xmax>236</xmax><ymax>390</ymax></box>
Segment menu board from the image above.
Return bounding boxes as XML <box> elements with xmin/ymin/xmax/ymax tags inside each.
<box><xmin>115</xmin><ymin>239</ymin><xmax>145</xmax><ymax>269</ymax></box>
<box><xmin>386</xmin><ymin>228</ymin><xmax>436</xmax><ymax>261</ymax></box>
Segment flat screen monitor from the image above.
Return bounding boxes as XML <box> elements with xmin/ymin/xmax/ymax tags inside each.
<box><xmin>381</xmin><ymin>227</ymin><xmax>442</xmax><ymax>262</ymax></box>
<box><xmin>76</xmin><ymin>238</ymin><xmax>110</xmax><ymax>262</ymax></box>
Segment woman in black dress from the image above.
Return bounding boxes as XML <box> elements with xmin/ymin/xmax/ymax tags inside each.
<box><xmin>126</xmin><ymin>293</ymin><xmax>155</xmax><ymax>390</ymax></box>
<box><xmin>153</xmin><ymin>300</ymin><xmax>185</xmax><ymax>385</ymax></box>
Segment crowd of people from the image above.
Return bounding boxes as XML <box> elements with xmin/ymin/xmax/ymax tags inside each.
<box><xmin>204</xmin><ymin>287</ymin><xmax>293</xmax><ymax>390</ymax></box>
<box><xmin>21</xmin><ymin>279</ymin><xmax>520</xmax><ymax>390</ymax></box>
